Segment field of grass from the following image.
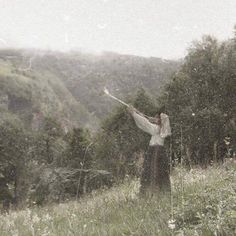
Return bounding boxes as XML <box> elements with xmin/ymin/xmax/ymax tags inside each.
<box><xmin>0</xmin><ymin>160</ymin><xmax>235</xmax><ymax>236</ymax></box>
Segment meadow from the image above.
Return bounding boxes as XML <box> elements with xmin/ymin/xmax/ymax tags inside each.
<box><xmin>0</xmin><ymin>160</ymin><xmax>235</xmax><ymax>236</ymax></box>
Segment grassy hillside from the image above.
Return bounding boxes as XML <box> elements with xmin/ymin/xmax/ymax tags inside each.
<box><xmin>0</xmin><ymin>53</ymin><xmax>97</xmax><ymax>130</ymax></box>
<box><xmin>0</xmin><ymin>160</ymin><xmax>235</xmax><ymax>236</ymax></box>
<box><xmin>0</xmin><ymin>49</ymin><xmax>179</xmax><ymax>131</ymax></box>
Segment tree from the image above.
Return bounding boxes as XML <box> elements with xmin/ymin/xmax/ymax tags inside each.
<box><xmin>66</xmin><ymin>128</ymin><xmax>93</xmax><ymax>196</ymax></box>
<box><xmin>27</xmin><ymin>116</ymin><xmax>69</xmax><ymax>205</ymax></box>
<box><xmin>160</xmin><ymin>33</ymin><xmax>236</xmax><ymax>166</ymax></box>
<box><xmin>0</xmin><ymin>118</ymin><xmax>30</xmax><ymax>208</ymax></box>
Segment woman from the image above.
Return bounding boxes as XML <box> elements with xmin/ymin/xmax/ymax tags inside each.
<box><xmin>128</xmin><ymin>106</ymin><xmax>171</xmax><ymax>196</ymax></box>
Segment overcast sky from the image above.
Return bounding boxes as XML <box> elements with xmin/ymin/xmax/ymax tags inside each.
<box><xmin>0</xmin><ymin>0</ymin><xmax>235</xmax><ymax>59</ymax></box>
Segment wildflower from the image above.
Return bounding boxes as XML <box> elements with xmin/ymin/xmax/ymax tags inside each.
<box><xmin>4</xmin><ymin>218</ymin><xmax>14</xmax><ymax>229</ymax></box>
<box><xmin>41</xmin><ymin>226</ymin><xmax>50</xmax><ymax>236</ymax></box>
<box><xmin>42</xmin><ymin>213</ymin><xmax>52</xmax><ymax>222</ymax></box>
<box><xmin>168</xmin><ymin>219</ymin><xmax>176</xmax><ymax>230</ymax></box>
<box><xmin>32</xmin><ymin>214</ymin><xmax>40</xmax><ymax>224</ymax></box>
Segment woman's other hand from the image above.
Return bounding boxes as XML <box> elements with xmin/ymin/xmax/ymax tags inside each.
<box><xmin>128</xmin><ymin>105</ymin><xmax>136</xmax><ymax>114</ymax></box>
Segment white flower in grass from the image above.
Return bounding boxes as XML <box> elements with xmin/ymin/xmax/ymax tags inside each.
<box><xmin>4</xmin><ymin>218</ymin><xmax>14</xmax><ymax>229</ymax></box>
<box><xmin>23</xmin><ymin>208</ymin><xmax>32</xmax><ymax>225</ymax></box>
<box><xmin>194</xmin><ymin>230</ymin><xmax>199</xmax><ymax>236</ymax></box>
<box><xmin>44</xmin><ymin>213</ymin><xmax>52</xmax><ymax>221</ymax></box>
<box><xmin>32</xmin><ymin>214</ymin><xmax>40</xmax><ymax>224</ymax></box>
<box><xmin>42</xmin><ymin>232</ymin><xmax>50</xmax><ymax>236</ymax></box>
<box><xmin>41</xmin><ymin>226</ymin><xmax>50</xmax><ymax>236</ymax></box>
<box><xmin>168</xmin><ymin>219</ymin><xmax>176</xmax><ymax>230</ymax></box>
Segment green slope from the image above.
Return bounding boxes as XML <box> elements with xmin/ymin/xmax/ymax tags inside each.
<box><xmin>0</xmin><ymin>161</ymin><xmax>235</xmax><ymax>235</ymax></box>
<box><xmin>0</xmin><ymin>49</ymin><xmax>180</xmax><ymax>131</ymax></box>
<box><xmin>0</xmin><ymin>51</ymin><xmax>98</xmax><ymax>130</ymax></box>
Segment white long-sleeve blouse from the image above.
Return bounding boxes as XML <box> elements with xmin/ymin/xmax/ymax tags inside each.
<box><xmin>132</xmin><ymin>111</ymin><xmax>171</xmax><ymax>146</ymax></box>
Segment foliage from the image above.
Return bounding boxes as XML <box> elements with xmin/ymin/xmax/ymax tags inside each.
<box><xmin>160</xmin><ymin>34</ymin><xmax>236</xmax><ymax>166</ymax></box>
<box><xmin>0</xmin><ymin>118</ymin><xmax>30</xmax><ymax>207</ymax></box>
<box><xmin>27</xmin><ymin>124</ymin><xmax>112</xmax><ymax>206</ymax></box>
<box><xmin>64</xmin><ymin>128</ymin><xmax>93</xmax><ymax>197</ymax></box>
<box><xmin>65</xmin><ymin>128</ymin><xmax>92</xmax><ymax>168</ymax></box>
<box><xmin>0</xmin><ymin>52</ymin><xmax>95</xmax><ymax>130</ymax></box>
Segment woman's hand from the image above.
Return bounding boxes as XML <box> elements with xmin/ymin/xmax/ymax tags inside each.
<box><xmin>128</xmin><ymin>105</ymin><xmax>135</xmax><ymax>114</ymax></box>
<box><xmin>160</xmin><ymin>113</ymin><xmax>168</xmax><ymax>120</ymax></box>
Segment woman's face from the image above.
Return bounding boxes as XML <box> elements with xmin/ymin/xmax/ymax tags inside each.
<box><xmin>153</xmin><ymin>115</ymin><xmax>161</xmax><ymax>125</ymax></box>
<box><xmin>155</xmin><ymin>114</ymin><xmax>161</xmax><ymax>125</ymax></box>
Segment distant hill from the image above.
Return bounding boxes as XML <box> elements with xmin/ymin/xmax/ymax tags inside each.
<box><xmin>0</xmin><ymin>49</ymin><xmax>180</xmax><ymax>131</ymax></box>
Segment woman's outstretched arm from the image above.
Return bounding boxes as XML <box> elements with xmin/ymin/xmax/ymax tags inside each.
<box><xmin>128</xmin><ymin>106</ymin><xmax>157</xmax><ymax>135</ymax></box>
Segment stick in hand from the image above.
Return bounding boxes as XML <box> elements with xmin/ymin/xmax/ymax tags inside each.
<box><xmin>103</xmin><ymin>87</ymin><xmax>151</xmax><ymax>119</ymax></box>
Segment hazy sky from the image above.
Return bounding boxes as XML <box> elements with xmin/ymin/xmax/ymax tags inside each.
<box><xmin>0</xmin><ymin>0</ymin><xmax>236</xmax><ymax>59</ymax></box>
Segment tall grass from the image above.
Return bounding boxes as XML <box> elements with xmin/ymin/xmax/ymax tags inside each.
<box><xmin>0</xmin><ymin>160</ymin><xmax>235</xmax><ymax>236</ymax></box>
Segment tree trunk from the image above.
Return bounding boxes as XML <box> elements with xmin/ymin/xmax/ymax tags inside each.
<box><xmin>186</xmin><ymin>145</ymin><xmax>192</xmax><ymax>170</ymax></box>
<box><xmin>213</xmin><ymin>141</ymin><xmax>218</xmax><ymax>163</ymax></box>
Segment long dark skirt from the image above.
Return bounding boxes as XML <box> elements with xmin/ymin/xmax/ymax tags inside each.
<box><xmin>140</xmin><ymin>145</ymin><xmax>171</xmax><ymax>196</ymax></box>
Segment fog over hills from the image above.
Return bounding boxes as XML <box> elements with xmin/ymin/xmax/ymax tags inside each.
<box><xmin>0</xmin><ymin>49</ymin><xmax>180</xmax><ymax>131</ymax></box>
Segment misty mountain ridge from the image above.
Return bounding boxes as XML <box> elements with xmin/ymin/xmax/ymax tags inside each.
<box><xmin>0</xmin><ymin>48</ymin><xmax>180</xmax><ymax>131</ymax></box>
